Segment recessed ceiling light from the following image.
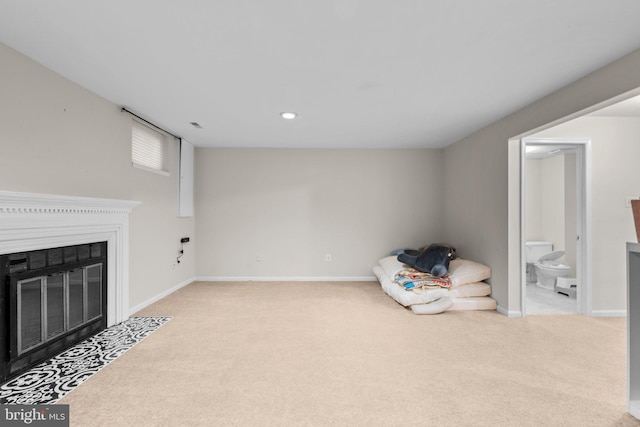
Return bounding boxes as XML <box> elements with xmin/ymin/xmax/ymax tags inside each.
<box><xmin>280</xmin><ymin>112</ymin><xmax>297</xmax><ymax>120</ymax></box>
<box><xmin>190</xmin><ymin>122</ymin><xmax>202</xmax><ymax>128</ymax></box>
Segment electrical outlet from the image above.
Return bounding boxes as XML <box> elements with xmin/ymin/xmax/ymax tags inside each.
<box><xmin>325</xmin><ymin>253</ymin><xmax>332</xmax><ymax>262</ymax></box>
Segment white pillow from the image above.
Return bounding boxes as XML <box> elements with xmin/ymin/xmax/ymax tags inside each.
<box><xmin>378</xmin><ymin>255</ymin><xmax>407</xmax><ymax>279</ymax></box>
<box><xmin>448</xmin><ymin>259</ymin><xmax>491</xmax><ymax>287</ymax></box>
<box><xmin>410</xmin><ymin>297</ymin><xmax>453</xmax><ymax>314</ymax></box>
<box><xmin>447</xmin><ymin>282</ymin><xmax>491</xmax><ymax>298</ymax></box>
<box><xmin>373</xmin><ymin>265</ymin><xmax>448</xmax><ymax>307</ymax></box>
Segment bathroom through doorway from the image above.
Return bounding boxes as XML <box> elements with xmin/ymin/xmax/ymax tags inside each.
<box><xmin>520</xmin><ymin>138</ymin><xmax>591</xmax><ymax>316</ymax></box>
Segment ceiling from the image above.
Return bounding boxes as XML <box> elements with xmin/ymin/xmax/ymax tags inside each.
<box><xmin>2</xmin><ymin>1</ymin><xmax>640</xmax><ymax>149</ymax></box>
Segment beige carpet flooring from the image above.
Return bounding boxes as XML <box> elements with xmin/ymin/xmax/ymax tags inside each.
<box><xmin>59</xmin><ymin>281</ymin><xmax>639</xmax><ymax>426</ymax></box>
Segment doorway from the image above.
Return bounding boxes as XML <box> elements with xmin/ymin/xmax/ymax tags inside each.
<box><xmin>520</xmin><ymin>138</ymin><xmax>591</xmax><ymax>316</ymax></box>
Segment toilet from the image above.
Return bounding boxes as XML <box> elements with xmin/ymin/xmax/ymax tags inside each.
<box><xmin>534</xmin><ymin>250</ymin><xmax>571</xmax><ymax>290</ymax></box>
<box><xmin>525</xmin><ymin>241</ymin><xmax>553</xmax><ymax>284</ymax></box>
<box><xmin>525</xmin><ymin>241</ymin><xmax>571</xmax><ymax>290</ymax></box>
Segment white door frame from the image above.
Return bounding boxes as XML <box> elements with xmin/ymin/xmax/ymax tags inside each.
<box><xmin>520</xmin><ymin>137</ymin><xmax>592</xmax><ymax>316</ymax></box>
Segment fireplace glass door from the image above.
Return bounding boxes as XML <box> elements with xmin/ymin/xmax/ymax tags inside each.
<box><xmin>47</xmin><ymin>273</ymin><xmax>65</xmax><ymax>339</ymax></box>
<box><xmin>15</xmin><ymin>264</ymin><xmax>104</xmax><ymax>355</ymax></box>
<box><xmin>17</xmin><ymin>278</ymin><xmax>43</xmax><ymax>353</ymax></box>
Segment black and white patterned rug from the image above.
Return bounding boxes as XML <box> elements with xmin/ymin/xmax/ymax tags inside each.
<box><xmin>0</xmin><ymin>316</ymin><xmax>171</xmax><ymax>405</ymax></box>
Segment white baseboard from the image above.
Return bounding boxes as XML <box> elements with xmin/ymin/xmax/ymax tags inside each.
<box><xmin>496</xmin><ymin>307</ymin><xmax>627</xmax><ymax>317</ymax></box>
<box><xmin>590</xmin><ymin>309</ymin><xmax>627</xmax><ymax>317</ymax></box>
<box><xmin>194</xmin><ymin>276</ymin><xmax>377</xmax><ymax>282</ymax></box>
<box><xmin>129</xmin><ymin>277</ymin><xmax>195</xmax><ymax>316</ymax></box>
<box><xmin>128</xmin><ymin>278</ymin><xmax>629</xmax><ymax>319</ymax></box>
<box><xmin>496</xmin><ymin>305</ymin><xmax>523</xmax><ymax>317</ymax></box>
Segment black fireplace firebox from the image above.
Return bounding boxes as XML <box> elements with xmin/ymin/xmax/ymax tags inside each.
<box><xmin>0</xmin><ymin>242</ymin><xmax>108</xmax><ymax>382</ymax></box>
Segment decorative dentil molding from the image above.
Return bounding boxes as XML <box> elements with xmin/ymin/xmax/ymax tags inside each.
<box><xmin>0</xmin><ymin>191</ymin><xmax>140</xmax><ymax>215</ymax></box>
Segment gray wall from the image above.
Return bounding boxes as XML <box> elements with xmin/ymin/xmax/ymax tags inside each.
<box><xmin>525</xmin><ymin>159</ymin><xmax>543</xmax><ymax>241</ymax></box>
<box><xmin>526</xmin><ymin>155</ymin><xmax>566</xmax><ymax>253</ymax></box>
<box><xmin>195</xmin><ymin>148</ymin><xmax>444</xmax><ymax>278</ymax></box>
<box><xmin>443</xmin><ymin>48</ymin><xmax>640</xmax><ymax>314</ymax></box>
<box><xmin>564</xmin><ymin>153</ymin><xmax>577</xmax><ymax>276</ymax></box>
<box><xmin>0</xmin><ymin>42</ymin><xmax>195</xmax><ymax>311</ymax></box>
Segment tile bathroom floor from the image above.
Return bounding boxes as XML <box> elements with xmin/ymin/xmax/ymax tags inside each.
<box><xmin>525</xmin><ymin>282</ymin><xmax>577</xmax><ymax>315</ymax></box>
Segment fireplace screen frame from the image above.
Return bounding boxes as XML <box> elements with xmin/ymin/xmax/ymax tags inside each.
<box><xmin>1</xmin><ymin>242</ymin><xmax>107</xmax><ymax>382</ymax></box>
<box><xmin>14</xmin><ymin>263</ymin><xmax>104</xmax><ymax>356</ymax></box>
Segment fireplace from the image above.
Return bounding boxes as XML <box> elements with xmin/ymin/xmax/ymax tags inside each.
<box><xmin>0</xmin><ymin>191</ymin><xmax>139</xmax><ymax>382</ymax></box>
<box><xmin>0</xmin><ymin>242</ymin><xmax>108</xmax><ymax>381</ymax></box>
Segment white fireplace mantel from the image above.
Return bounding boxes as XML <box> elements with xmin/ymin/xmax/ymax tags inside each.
<box><xmin>0</xmin><ymin>191</ymin><xmax>141</xmax><ymax>326</ymax></box>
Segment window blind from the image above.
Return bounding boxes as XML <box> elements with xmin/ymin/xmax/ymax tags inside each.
<box><xmin>131</xmin><ymin>120</ymin><xmax>167</xmax><ymax>172</ymax></box>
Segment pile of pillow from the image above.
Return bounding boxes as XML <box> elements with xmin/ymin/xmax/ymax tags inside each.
<box><xmin>373</xmin><ymin>255</ymin><xmax>495</xmax><ymax>314</ymax></box>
